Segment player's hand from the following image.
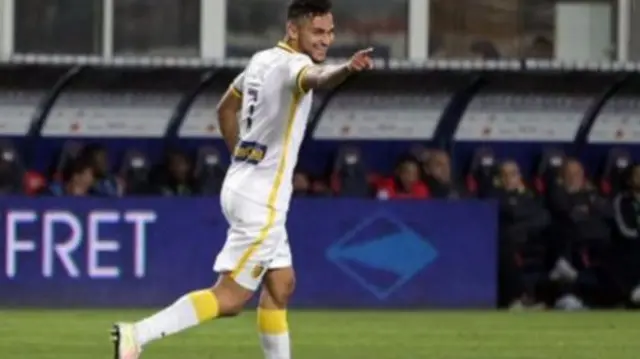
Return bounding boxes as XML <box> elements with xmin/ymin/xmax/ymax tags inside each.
<box><xmin>347</xmin><ymin>48</ymin><xmax>374</xmax><ymax>72</ymax></box>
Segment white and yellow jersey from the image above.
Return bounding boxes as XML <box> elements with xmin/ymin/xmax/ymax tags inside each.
<box><xmin>222</xmin><ymin>42</ymin><xmax>313</xmax><ymax>212</ymax></box>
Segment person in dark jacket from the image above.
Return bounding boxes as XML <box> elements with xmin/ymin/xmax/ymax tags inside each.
<box><xmin>152</xmin><ymin>149</ymin><xmax>196</xmax><ymax>196</ymax></box>
<box><xmin>423</xmin><ymin>150</ymin><xmax>466</xmax><ymax>199</ymax></box>
<box><xmin>547</xmin><ymin>158</ymin><xmax>615</xmax><ymax>309</ymax></box>
<box><xmin>78</xmin><ymin>143</ymin><xmax>122</xmax><ymax>197</ymax></box>
<box><xmin>495</xmin><ymin>160</ymin><xmax>550</xmax><ymax>309</ymax></box>
<box><xmin>612</xmin><ymin>164</ymin><xmax>640</xmax><ymax>306</ymax></box>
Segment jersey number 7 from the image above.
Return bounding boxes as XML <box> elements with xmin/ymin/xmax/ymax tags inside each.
<box><xmin>245</xmin><ymin>88</ymin><xmax>259</xmax><ymax>131</ymax></box>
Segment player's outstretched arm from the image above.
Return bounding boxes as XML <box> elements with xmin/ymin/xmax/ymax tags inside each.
<box><xmin>299</xmin><ymin>47</ymin><xmax>374</xmax><ymax>92</ymax></box>
<box><xmin>216</xmin><ymin>87</ymin><xmax>243</xmax><ymax>153</ymax></box>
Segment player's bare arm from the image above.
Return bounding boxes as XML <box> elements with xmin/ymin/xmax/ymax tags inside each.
<box><xmin>216</xmin><ymin>87</ymin><xmax>242</xmax><ymax>153</ymax></box>
<box><xmin>299</xmin><ymin>48</ymin><xmax>374</xmax><ymax>91</ymax></box>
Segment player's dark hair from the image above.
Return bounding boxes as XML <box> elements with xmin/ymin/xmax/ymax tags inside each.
<box><xmin>287</xmin><ymin>0</ymin><xmax>332</xmax><ymax>20</ymax></box>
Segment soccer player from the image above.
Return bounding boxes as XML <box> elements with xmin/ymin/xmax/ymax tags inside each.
<box><xmin>111</xmin><ymin>0</ymin><xmax>373</xmax><ymax>358</ymax></box>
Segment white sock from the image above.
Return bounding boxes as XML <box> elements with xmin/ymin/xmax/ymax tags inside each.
<box><xmin>134</xmin><ymin>289</ymin><xmax>219</xmax><ymax>347</ymax></box>
<box><xmin>260</xmin><ymin>333</ymin><xmax>291</xmax><ymax>359</ymax></box>
<box><xmin>258</xmin><ymin>309</ymin><xmax>290</xmax><ymax>359</ymax></box>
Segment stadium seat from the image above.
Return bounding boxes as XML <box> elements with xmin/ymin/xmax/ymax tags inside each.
<box><xmin>466</xmin><ymin>147</ymin><xmax>497</xmax><ymax>197</ymax></box>
<box><xmin>599</xmin><ymin>148</ymin><xmax>632</xmax><ymax>196</ymax></box>
<box><xmin>0</xmin><ymin>139</ymin><xmax>25</xmax><ymax>194</ymax></box>
<box><xmin>119</xmin><ymin>149</ymin><xmax>150</xmax><ymax>195</ymax></box>
<box><xmin>53</xmin><ymin>140</ymin><xmax>84</xmax><ymax>180</ymax></box>
<box><xmin>331</xmin><ymin>146</ymin><xmax>371</xmax><ymax>197</ymax></box>
<box><xmin>193</xmin><ymin>146</ymin><xmax>226</xmax><ymax>195</ymax></box>
<box><xmin>24</xmin><ymin>171</ymin><xmax>46</xmax><ymax>195</ymax></box>
<box><xmin>534</xmin><ymin>148</ymin><xmax>565</xmax><ymax>194</ymax></box>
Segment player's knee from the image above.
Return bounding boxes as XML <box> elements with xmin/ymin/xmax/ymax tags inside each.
<box><xmin>282</xmin><ymin>275</ymin><xmax>296</xmax><ymax>298</ymax></box>
<box><xmin>212</xmin><ymin>275</ymin><xmax>254</xmax><ymax>317</ymax></box>
<box><xmin>263</xmin><ymin>270</ymin><xmax>296</xmax><ymax>308</ymax></box>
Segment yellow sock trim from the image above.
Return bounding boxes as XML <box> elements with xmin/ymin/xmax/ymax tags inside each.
<box><xmin>188</xmin><ymin>290</ymin><xmax>219</xmax><ymax>322</ymax></box>
<box><xmin>257</xmin><ymin>308</ymin><xmax>288</xmax><ymax>335</ymax></box>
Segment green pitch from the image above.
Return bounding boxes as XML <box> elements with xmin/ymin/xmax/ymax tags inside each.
<box><xmin>0</xmin><ymin>309</ymin><xmax>638</xmax><ymax>359</ymax></box>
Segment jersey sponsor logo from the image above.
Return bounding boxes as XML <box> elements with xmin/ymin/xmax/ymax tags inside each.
<box><xmin>250</xmin><ymin>260</ymin><xmax>271</xmax><ymax>279</ymax></box>
<box><xmin>233</xmin><ymin>141</ymin><xmax>268</xmax><ymax>164</ymax></box>
<box><xmin>251</xmin><ymin>264</ymin><xmax>265</xmax><ymax>279</ymax></box>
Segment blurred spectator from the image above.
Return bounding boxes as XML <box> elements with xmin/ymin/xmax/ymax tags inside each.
<box><xmin>78</xmin><ymin>143</ymin><xmax>122</xmax><ymax>197</ymax></box>
<box><xmin>547</xmin><ymin>158</ymin><xmax>614</xmax><ymax>309</ymax></box>
<box><xmin>495</xmin><ymin>160</ymin><xmax>550</xmax><ymax>309</ymax></box>
<box><xmin>41</xmin><ymin>158</ymin><xmax>94</xmax><ymax>196</ymax></box>
<box><xmin>423</xmin><ymin>150</ymin><xmax>465</xmax><ymax>199</ymax></box>
<box><xmin>293</xmin><ymin>171</ymin><xmax>312</xmax><ymax>197</ymax></box>
<box><xmin>377</xmin><ymin>158</ymin><xmax>429</xmax><ymax>199</ymax></box>
<box><xmin>153</xmin><ymin>149</ymin><xmax>196</xmax><ymax>196</ymax></box>
<box><xmin>612</xmin><ymin>164</ymin><xmax>640</xmax><ymax>306</ymax></box>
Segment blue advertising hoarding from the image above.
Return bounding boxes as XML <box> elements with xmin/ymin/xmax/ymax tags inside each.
<box><xmin>0</xmin><ymin>198</ymin><xmax>497</xmax><ymax>308</ymax></box>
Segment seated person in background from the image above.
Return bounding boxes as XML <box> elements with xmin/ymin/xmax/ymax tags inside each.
<box><xmin>547</xmin><ymin>158</ymin><xmax>614</xmax><ymax>309</ymax></box>
<box><xmin>376</xmin><ymin>158</ymin><xmax>429</xmax><ymax>199</ymax></box>
<box><xmin>423</xmin><ymin>149</ymin><xmax>466</xmax><ymax>199</ymax></box>
<box><xmin>152</xmin><ymin>149</ymin><xmax>196</xmax><ymax>196</ymax></box>
<box><xmin>495</xmin><ymin>160</ymin><xmax>550</xmax><ymax>309</ymax></box>
<box><xmin>41</xmin><ymin>158</ymin><xmax>94</xmax><ymax>196</ymax></box>
<box><xmin>292</xmin><ymin>171</ymin><xmax>312</xmax><ymax>197</ymax></box>
<box><xmin>612</xmin><ymin>164</ymin><xmax>640</xmax><ymax>306</ymax></box>
<box><xmin>78</xmin><ymin>143</ymin><xmax>122</xmax><ymax>197</ymax></box>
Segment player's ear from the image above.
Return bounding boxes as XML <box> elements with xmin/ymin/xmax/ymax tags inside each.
<box><xmin>286</xmin><ymin>20</ymin><xmax>299</xmax><ymax>41</ymax></box>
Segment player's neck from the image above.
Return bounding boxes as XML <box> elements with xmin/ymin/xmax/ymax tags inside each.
<box><xmin>279</xmin><ymin>38</ymin><xmax>301</xmax><ymax>53</ymax></box>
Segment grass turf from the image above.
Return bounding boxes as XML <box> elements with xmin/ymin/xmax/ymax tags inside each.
<box><xmin>0</xmin><ymin>309</ymin><xmax>638</xmax><ymax>359</ymax></box>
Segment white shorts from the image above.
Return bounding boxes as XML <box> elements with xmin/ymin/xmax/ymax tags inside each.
<box><xmin>213</xmin><ymin>188</ymin><xmax>292</xmax><ymax>291</ymax></box>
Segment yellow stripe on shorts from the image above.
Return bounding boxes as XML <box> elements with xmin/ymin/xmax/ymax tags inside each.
<box><xmin>230</xmin><ymin>91</ymin><xmax>302</xmax><ymax>279</ymax></box>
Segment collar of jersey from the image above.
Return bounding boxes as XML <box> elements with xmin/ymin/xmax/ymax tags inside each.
<box><xmin>277</xmin><ymin>41</ymin><xmax>300</xmax><ymax>54</ymax></box>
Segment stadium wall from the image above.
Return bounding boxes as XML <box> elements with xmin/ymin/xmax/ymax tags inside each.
<box><xmin>0</xmin><ymin>197</ymin><xmax>497</xmax><ymax>308</ymax></box>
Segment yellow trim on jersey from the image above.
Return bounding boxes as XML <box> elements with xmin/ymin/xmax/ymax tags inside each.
<box><xmin>296</xmin><ymin>65</ymin><xmax>311</xmax><ymax>94</ymax></box>
<box><xmin>230</xmin><ymin>91</ymin><xmax>302</xmax><ymax>279</ymax></box>
<box><xmin>230</xmin><ymin>86</ymin><xmax>242</xmax><ymax>98</ymax></box>
<box><xmin>277</xmin><ymin>41</ymin><xmax>299</xmax><ymax>54</ymax></box>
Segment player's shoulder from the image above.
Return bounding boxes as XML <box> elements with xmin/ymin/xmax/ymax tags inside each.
<box><xmin>268</xmin><ymin>42</ymin><xmax>313</xmax><ymax>66</ymax></box>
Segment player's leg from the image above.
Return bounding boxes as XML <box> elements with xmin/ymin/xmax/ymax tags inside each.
<box><xmin>257</xmin><ymin>239</ymin><xmax>295</xmax><ymax>359</ymax></box>
<box><xmin>112</xmin><ymin>190</ymin><xmax>269</xmax><ymax>359</ymax></box>
<box><xmin>112</xmin><ymin>272</ymin><xmax>255</xmax><ymax>358</ymax></box>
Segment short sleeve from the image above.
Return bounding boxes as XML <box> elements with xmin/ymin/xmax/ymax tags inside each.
<box><xmin>287</xmin><ymin>55</ymin><xmax>313</xmax><ymax>94</ymax></box>
<box><xmin>229</xmin><ymin>72</ymin><xmax>245</xmax><ymax>98</ymax></box>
